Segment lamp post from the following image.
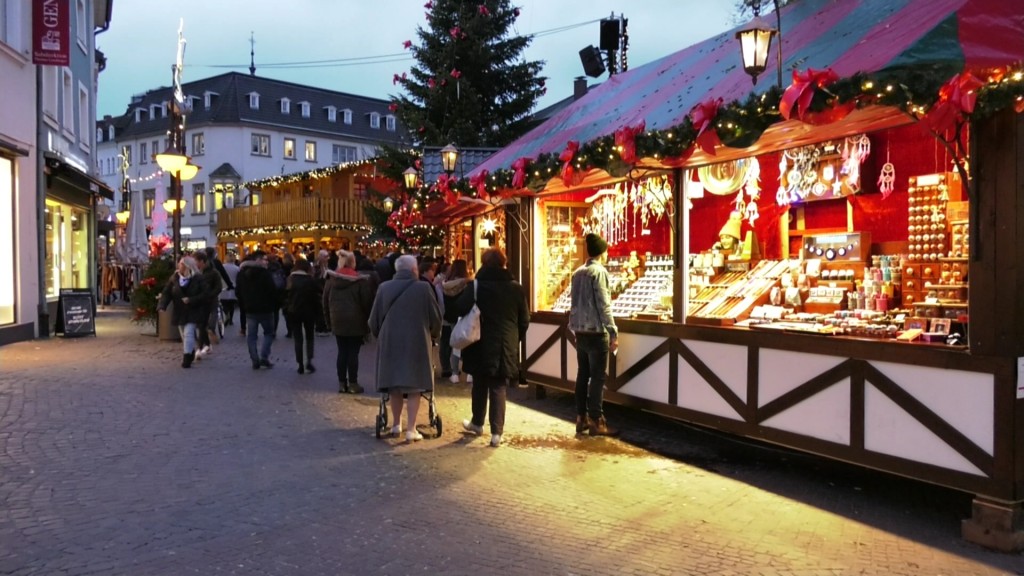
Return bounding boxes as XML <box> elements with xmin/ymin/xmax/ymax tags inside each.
<box><xmin>736</xmin><ymin>0</ymin><xmax>783</xmax><ymax>88</ymax></box>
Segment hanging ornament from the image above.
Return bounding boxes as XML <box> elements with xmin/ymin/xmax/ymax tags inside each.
<box><xmin>878</xmin><ymin>144</ymin><xmax>896</xmax><ymax>199</ymax></box>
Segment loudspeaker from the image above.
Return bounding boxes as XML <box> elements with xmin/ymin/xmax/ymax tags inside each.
<box><xmin>600</xmin><ymin>18</ymin><xmax>620</xmax><ymax>51</ymax></box>
<box><xmin>579</xmin><ymin>45</ymin><xmax>606</xmax><ymax>78</ymax></box>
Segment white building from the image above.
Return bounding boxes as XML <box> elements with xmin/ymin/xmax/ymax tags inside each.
<box><xmin>0</xmin><ymin>0</ymin><xmax>113</xmax><ymax>344</ymax></box>
<box><xmin>97</xmin><ymin>71</ymin><xmax>409</xmax><ymax>253</ymax></box>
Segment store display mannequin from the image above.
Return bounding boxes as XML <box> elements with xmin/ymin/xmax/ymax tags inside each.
<box><xmin>712</xmin><ymin>211</ymin><xmax>744</xmax><ymax>259</ymax></box>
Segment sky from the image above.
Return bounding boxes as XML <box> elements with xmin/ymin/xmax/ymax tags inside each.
<box><xmin>96</xmin><ymin>1</ymin><xmax>739</xmax><ymax>119</ymax></box>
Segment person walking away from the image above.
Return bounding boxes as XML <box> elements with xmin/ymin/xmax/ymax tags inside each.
<box><xmin>157</xmin><ymin>255</ymin><xmax>209</xmax><ymax>368</ymax></box>
<box><xmin>324</xmin><ymin>250</ymin><xmax>373</xmax><ymax>393</ymax></box>
<box><xmin>313</xmin><ymin>249</ymin><xmax>332</xmax><ymax>336</ymax></box>
<box><xmin>284</xmin><ymin>258</ymin><xmax>319</xmax><ymax>374</ymax></box>
<box><xmin>220</xmin><ymin>256</ymin><xmax>240</xmax><ymax>327</ymax></box>
<box><xmin>453</xmin><ymin>248</ymin><xmax>529</xmax><ymax>448</ymax></box>
<box><xmin>235</xmin><ymin>250</ymin><xmax>279</xmax><ymax>370</ymax></box>
<box><xmin>441</xmin><ymin>259</ymin><xmax>472</xmax><ymax>383</ymax></box>
<box><xmin>569</xmin><ymin>233</ymin><xmax>620</xmax><ymax>437</ymax></box>
<box><xmin>193</xmin><ymin>250</ymin><xmax>223</xmax><ymax>359</ymax></box>
<box><xmin>368</xmin><ymin>254</ymin><xmax>441</xmax><ymax>442</ymax></box>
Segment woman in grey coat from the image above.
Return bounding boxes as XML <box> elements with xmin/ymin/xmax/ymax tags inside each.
<box><xmin>368</xmin><ymin>254</ymin><xmax>442</xmax><ymax>442</ymax></box>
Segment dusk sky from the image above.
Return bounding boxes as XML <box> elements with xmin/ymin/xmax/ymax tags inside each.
<box><xmin>95</xmin><ymin>1</ymin><xmax>738</xmax><ymax>118</ymax></box>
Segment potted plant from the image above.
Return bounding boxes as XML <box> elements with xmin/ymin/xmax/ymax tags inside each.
<box><xmin>130</xmin><ymin>255</ymin><xmax>174</xmax><ymax>326</ymax></box>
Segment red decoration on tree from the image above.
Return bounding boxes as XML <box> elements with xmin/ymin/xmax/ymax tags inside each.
<box><xmin>689</xmin><ymin>98</ymin><xmax>723</xmax><ymax>155</ymax></box>
<box><xmin>924</xmin><ymin>71</ymin><xmax>985</xmax><ymax>133</ymax></box>
<box><xmin>450</xmin><ymin>68</ymin><xmax>462</xmax><ymax>79</ymax></box>
<box><xmin>449</xmin><ymin>26</ymin><xmax>461</xmax><ymax>39</ymax></box>
<box><xmin>559</xmin><ymin>141</ymin><xmax>582</xmax><ymax>187</ymax></box>
<box><xmin>470</xmin><ymin>170</ymin><xmax>490</xmax><ymax>200</ymax></box>
<box><xmin>435</xmin><ymin>174</ymin><xmax>459</xmax><ymax>205</ymax></box>
<box><xmin>511</xmin><ymin>157</ymin><xmax>530</xmax><ymax>189</ymax></box>
<box><xmin>614</xmin><ymin>120</ymin><xmax>645</xmax><ymax>164</ymax></box>
<box><xmin>780</xmin><ymin>68</ymin><xmax>839</xmax><ymax>121</ymax></box>
<box><xmin>388</xmin><ymin>103</ymin><xmax>398</xmax><ymax>112</ymax></box>
<box><xmin>424</xmin><ymin>1</ymin><xmax>432</xmax><ymax>8</ymax></box>
<box><xmin>513</xmin><ymin>7</ymin><xmax>520</xmax><ymax>17</ymax></box>
<box><xmin>478</xmin><ymin>4</ymin><xmax>490</xmax><ymax>15</ymax></box>
<box><xmin>392</xmin><ymin>73</ymin><xmax>405</xmax><ymax>85</ymax></box>
<box><xmin>428</xmin><ymin>78</ymin><xmax>436</xmax><ymax>89</ymax></box>
<box><xmin>403</xmin><ymin>40</ymin><xmax>412</xmax><ymax>49</ymax></box>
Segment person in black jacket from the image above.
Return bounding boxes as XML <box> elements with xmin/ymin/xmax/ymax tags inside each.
<box><xmin>453</xmin><ymin>248</ymin><xmax>529</xmax><ymax>448</ymax></box>
<box><xmin>284</xmin><ymin>258</ymin><xmax>320</xmax><ymax>374</ymax></box>
<box><xmin>157</xmin><ymin>255</ymin><xmax>209</xmax><ymax>368</ymax></box>
<box><xmin>235</xmin><ymin>250</ymin><xmax>279</xmax><ymax>370</ymax></box>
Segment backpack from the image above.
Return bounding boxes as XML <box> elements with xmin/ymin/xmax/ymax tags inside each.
<box><xmin>271</xmin><ymin>267</ymin><xmax>286</xmax><ymax>291</ymax></box>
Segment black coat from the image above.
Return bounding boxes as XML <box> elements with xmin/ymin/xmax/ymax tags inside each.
<box><xmin>453</xmin><ymin>266</ymin><xmax>529</xmax><ymax>379</ymax></box>
<box><xmin>235</xmin><ymin>261</ymin><xmax>278</xmax><ymax>314</ymax></box>
<box><xmin>158</xmin><ymin>272</ymin><xmax>209</xmax><ymax>326</ymax></box>
<box><xmin>284</xmin><ymin>271</ymin><xmax>320</xmax><ymax>322</ymax></box>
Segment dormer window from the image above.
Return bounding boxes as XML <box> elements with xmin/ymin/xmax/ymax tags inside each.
<box><xmin>134</xmin><ymin>108</ymin><xmax>147</xmax><ymax>123</ymax></box>
<box><xmin>149</xmin><ymin>104</ymin><xmax>160</xmax><ymax>119</ymax></box>
<box><xmin>186</xmin><ymin>95</ymin><xmax>201</xmax><ymax>111</ymax></box>
<box><xmin>204</xmin><ymin>91</ymin><xmax>219</xmax><ymax>109</ymax></box>
<box><xmin>325</xmin><ymin>105</ymin><xmax>337</xmax><ymax>122</ymax></box>
<box><xmin>248</xmin><ymin>92</ymin><xmax>260</xmax><ymax>110</ymax></box>
<box><xmin>369</xmin><ymin>112</ymin><xmax>380</xmax><ymax>129</ymax></box>
<box><xmin>280</xmin><ymin>98</ymin><xmax>291</xmax><ymax>114</ymax></box>
<box><xmin>299</xmin><ymin>101</ymin><xmax>310</xmax><ymax>118</ymax></box>
<box><xmin>343</xmin><ymin>109</ymin><xmax>352</xmax><ymax>124</ymax></box>
<box><xmin>386</xmin><ymin>114</ymin><xmax>396</xmax><ymax>131</ymax></box>
<box><xmin>108</xmin><ymin>125</ymin><xmax>115</xmax><ymax>140</ymax></box>
<box><xmin>96</xmin><ymin>127</ymin><xmax>103</xmax><ymax>142</ymax></box>
<box><xmin>160</xmin><ymin>101</ymin><xmax>168</xmax><ymax>118</ymax></box>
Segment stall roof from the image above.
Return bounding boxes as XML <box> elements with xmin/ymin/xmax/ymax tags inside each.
<box><xmin>473</xmin><ymin>0</ymin><xmax>1024</xmax><ymax>178</ymax></box>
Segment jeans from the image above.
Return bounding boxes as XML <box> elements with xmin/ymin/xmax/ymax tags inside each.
<box><xmin>289</xmin><ymin>316</ymin><xmax>315</xmax><ymax>364</ymax></box>
<box><xmin>178</xmin><ymin>322</ymin><xmax>197</xmax><ymax>354</ymax></box>
<box><xmin>469</xmin><ymin>373</ymin><xmax>507</xmax><ymax>435</ymax></box>
<box><xmin>574</xmin><ymin>332</ymin><xmax>609</xmax><ymax>420</ymax></box>
<box><xmin>439</xmin><ymin>324</ymin><xmax>453</xmax><ymax>374</ymax></box>
<box><xmin>246</xmin><ymin>312</ymin><xmax>275</xmax><ymax>362</ymax></box>
<box><xmin>335</xmin><ymin>335</ymin><xmax>363</xmax><ymax>384</ymax></box>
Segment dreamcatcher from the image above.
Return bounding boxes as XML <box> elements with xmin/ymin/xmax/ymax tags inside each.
<box><xmin>877</xmin><ymin>141</ymin><xmax>896</xmax><ymax>199</ymax></box>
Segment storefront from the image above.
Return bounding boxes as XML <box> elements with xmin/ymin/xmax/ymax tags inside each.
<box><xmin>457</xmin><ymin>0</ymin><xmax>1024</xmax><ymax>550</ymax></box>
<box><xmin>0</xmin><ymin>143</ymin><xmax>27</xmax><ymax>342</ymax></box>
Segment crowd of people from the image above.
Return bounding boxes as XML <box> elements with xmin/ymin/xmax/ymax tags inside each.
<box><xmin>155</xmin><ymin>237</ymin><xmax>622</xmax><ymax>445</ymax></box>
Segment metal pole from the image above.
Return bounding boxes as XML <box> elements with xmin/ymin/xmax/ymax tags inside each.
<box><xmin>170</xmin><ymin>64</ymin><xmax>183</xmax><ymax>262</ymax></box>
<box><xmin>774</xmin><ymin>0</ymin><xmax>783</xmax><ymax>89</ymax></box>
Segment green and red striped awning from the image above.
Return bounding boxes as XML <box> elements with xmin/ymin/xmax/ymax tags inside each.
<box><xmin>473</xmin><ymin>0</ymin><xmax>1024</xmax><ymax>180</ymax></box>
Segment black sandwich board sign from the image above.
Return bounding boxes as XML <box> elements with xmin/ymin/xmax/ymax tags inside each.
<box><xmin>54</xmin><ymin>288</ymin><xmax>96</xmax><ymax>337</ymax></box>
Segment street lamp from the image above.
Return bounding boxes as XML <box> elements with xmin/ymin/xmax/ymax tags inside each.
<box><xmin>382</xmin><ymin>196</ymin><xmax>394</xmax><ymax>212</ymax></box>
<box><xmin>736</xmin><ymin>0</ymin><xmax>783</xmax><ymax>88</ymax></box>
<box><xmin>403</xmin><ymin>167</ymin><xmax>419</xmax><ymax>190</ymax></box>
<box><xmin>440</xmin><ymin>144</ymin><xmax>459</xmax><ymax>175</ymax></box>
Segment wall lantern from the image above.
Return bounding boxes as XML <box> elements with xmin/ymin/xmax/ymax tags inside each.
<box><xmin>440</xmin><ymin>144</ymin><xmax>459</xmax><ymax>175</ymax></box>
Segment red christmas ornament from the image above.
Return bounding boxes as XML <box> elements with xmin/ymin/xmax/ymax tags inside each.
<box><xmin>780</xmin><ymin>67</ymin><xmax>839</xmax><ymax>121</ymax></box>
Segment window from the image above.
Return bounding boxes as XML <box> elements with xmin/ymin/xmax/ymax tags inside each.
<box><xmin>353</xmin><ymin>182</ymin><xmax>369</xmax><ymax>201</ymax></box>
<box><xmin>280</xmin><ymin>98</ymin><xmax>291</xmax><ymax>114</ymax></box>
<box><xmin>62</xmin><ymin>69</ymin><xmax>74</xmax><ymax>135</ymax></box>
<box><xmin>386</xmin><ymin>115</ymin><xmax>396</xmax><ymax>131</ymax></box>
<box><xmin>249</xmin><ymin>92</ymin><xmax>260</xmax><ymax>109</ymax></box>
<box><xmin>143</xmin><ymin>189</ymin><xmax>155</xmax><ymax>218</ymax></box>
<box><xmin>332</xmin><ymin>144</ymin><xmax>357</xmax><ymax>164</ymax></box>
<box><xmin>283</xmin><ymin>138</ymin><xmax>296</xmax><ymax>160</ymax></box>
<box><xmin>325</xmin><ymin>106</ymin><xmax>337</xmax><ymax>122</ymax></box>
<box><xmin>304</xmin><ymin>141</ymin><xmax>316</xmax><ymax>162</ymax></box>
<box><xmin>204</xmin><ymin>91</ymin><xmax>218</xmax><ymax>109</ymax></box>
<box><xmin>42</xmin><ymin>67</ymin><xmax>58</xmax><ymax>122</ymax></box>
<box><xmin>369</xmin><ymin>112</ymin><xmax>380</xmax><ymax>129</ymax></box>
<box><xmin>343</xmin><ymin>109</ymin><xmax>352</xmax><ymax>124</ymax></box>
<box><xmin>152</xmin><ymin>140</ymin><xmax>159</xmax><ymax>157</ymax></box>
<box><xmin>96</xmin><ymin>127</ymin><xmax>103</xmax><ymax>143</ymax></box>
<box><xmin>300</xmin><ymin>102</ymin><xmax>310</xmax><ymax>118</ymax></box>
<box><xmin>251</xmin><ymin>133</ymin><xmax>270</xmax><ymax>156</ymax></box>
<box><xmin>0</xmin><ymin>0</ymin><xmax>9</xmax><ymax>46</ymax></box>
<box><xmin>139</xmin><ymin>142</ymin><xmax>148</xmax><ymax>164</ymax></box>
<box><xmin>123</xmin><ymin>145</ymin><xmax>132</xmax><ymax>166</ymax></box>
<box><xmin>78</xmin><ymin>83</ymin><xmax>89</xmax><ymax>147</ymax></box>
<box><xmin>192</xmin><ymin>184</ymin><xmax>206</xmax><ymax>214</ymax></box>
<box><xmin>191</xmin><ymin>133</ymin><xmax>205</xmax><ymax>156</ymax></box>
<box><xmin>134</xmin><ymin>108</ymin><xmax>146</xmax><ymax>123</ymax></box>
<box><xmin>76</xmin><ymin>0</ymin><xmax>86</xmax><ymax>50</ymax></box>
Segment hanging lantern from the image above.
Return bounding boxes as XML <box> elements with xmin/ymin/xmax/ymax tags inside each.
<box><xmin>403</xmin><ymin>167</ymin><xmax>419</xmax><ymax>190</ymax></box>
<box><xmin>735</xmin><ymin>15</ymin><xmax>776</xmax><ymax>85</ymax></box>
<box><xmin>440</xmin><ymin>144</ymin><xmax>459</xmax><ymax>174</ymax></box>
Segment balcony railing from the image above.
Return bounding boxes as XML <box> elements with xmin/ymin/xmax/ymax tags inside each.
<box><xmin>217</xmin><ymin>197</ymin><xmax>370</xmax><ymax>233</ymax></box>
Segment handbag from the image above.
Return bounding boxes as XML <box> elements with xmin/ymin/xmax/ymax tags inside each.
<box><xmin>449</xmin><ymin>280</ymin><xmax>480</xmax><ymax>350</ymax></box>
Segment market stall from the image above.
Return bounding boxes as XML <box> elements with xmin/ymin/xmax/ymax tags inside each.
<box><xmin>460</xmin><ymin>0</ymin><xmax>1024</xmax><ymax>550</ymax></box>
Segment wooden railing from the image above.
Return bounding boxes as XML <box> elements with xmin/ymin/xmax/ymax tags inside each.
<box><xmin>217</xmin><ymin>197</ymin><xmax>370</xmax><ymax>232</ymax></box>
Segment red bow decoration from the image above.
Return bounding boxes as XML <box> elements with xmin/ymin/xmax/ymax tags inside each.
<box><xmin>559</xmin><ymin>141</ymin><xmax>582</xmax><ymax>187</ymax></box>
<box><xmin>469</xmin><ymin>170</ymin><xmax>490</xmax><ymax>200</ymax></box>
<box><xmin>689</xmin><ymin>98</ymin><xmax>723</xmax><ymax>155</ymax></box>
<box><xmin>388</xmin><ymin>102</ymin><xmax>398</xmax><ymax>112</ymax></box>
<box><xmin>924</xmin><ymin>71</ymin><xmax>985</xmax><ymax>132</ymax></box>
<box><xmin>402</xmin><ymin>40</ymin><xmax>412</xmax><ymax>49</ymax></box>
<box><xmin>511</xmin><ymin>157</ymin><xmax>530</xmax><ymax>189</ymax></box>
<box><xmin>614</xmin><ymin>120</ymin><xmax>646</xmax><ymax>164</ymax></box>
<box><xmin>780</xmin><ymin>67</ymin><xmax>839</xmax><ymax>121</ymax></box>
<box><xmin>435</xmin><ymin>174</ymin><xmax>459</xmax><ymax>206</ymax></box>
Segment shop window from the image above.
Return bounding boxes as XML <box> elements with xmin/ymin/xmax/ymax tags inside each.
<box><xmin>0</xmin><ymin>156</ymin><xmax>13</xmax><ymax>324</ymax></box>
<box><xmin>44</xmin><ymin>199</ymin><xmax>89</xmax><ymax>299</ymax></box>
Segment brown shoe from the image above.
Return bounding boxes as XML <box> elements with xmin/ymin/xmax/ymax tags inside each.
<box><xmin>588</xmin><ymin>416</ymin><xmax>620</xmax><ymax>437</ymax></box>
<box><xmin>575</xmin><ymin>415</ymin><xmax>590</xmax><ymax>434</ymax></box>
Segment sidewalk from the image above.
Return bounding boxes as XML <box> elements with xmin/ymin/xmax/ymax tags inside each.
<box><xmin>0</xmin><ymin>304</ymin><xmax>1021</xmax><ymax>575</ymax></box>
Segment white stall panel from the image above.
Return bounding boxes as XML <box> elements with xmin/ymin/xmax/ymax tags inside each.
<box><xmin>684</xmin><ymin>340</ymin><xmax>748</xmax><ymax>403</ymax></box>
<box><xmin>761</xmin><ymin>378</ymin><xmax>851</xmax><ymax>444</ymax></box>
<box><xmin>865</xmin><ymin>384</ymin><xmax>985</xmax><ymax>476</ymax></box>
<box><xmin>617</xmin><ymin>333</ymin><xmax>665</xmax><ymax>373</ymax></box>
<box><xmin>525</xmin><ymin>323</ymin><xmax>558</xmax><ymax>359</ymax></box>
<box><xmin>620</xmin><ymin>355</ymin><xmax>671</xmax><ymax>403</ymax></box>
<box><xmin>678</xmin><ymin>356</ymin><xmax>744</xmax><ymax>421</ymax></box>
<box><xmin>760</xmin><ymin>349</ymin><xmax>845</xmax><ymax>405</ymax></box>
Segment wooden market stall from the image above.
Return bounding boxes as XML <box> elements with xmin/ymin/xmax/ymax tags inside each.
<box><xmin>459</xmin><ymin>0</ymin><xmax>1024</xmax><ymax>550</ymax></box>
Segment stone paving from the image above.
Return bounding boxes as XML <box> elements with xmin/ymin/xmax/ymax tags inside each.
<box><xmin>0</xmin><ymin>304</ymin><xmax>1022</xmax><ymax>575</ymax></box>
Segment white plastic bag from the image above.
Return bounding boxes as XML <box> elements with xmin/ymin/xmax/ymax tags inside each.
<box><xmin>449</xmin><ymin>281</ymin><xmax>480</xmax><ymax>350</ymax></box>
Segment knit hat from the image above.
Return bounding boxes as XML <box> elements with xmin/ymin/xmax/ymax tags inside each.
<box><xmin>585</xmin><ymin>233</ymin><xmax>608</xmax><ymax>257</ymax></box>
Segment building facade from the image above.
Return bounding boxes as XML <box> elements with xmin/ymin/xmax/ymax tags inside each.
<box><xmin>97</xmin><ymin>72</ymin><xmax>410</xmax><ymax>258</ymax></box>
<box><xmin>0</xmin><ymin>0</ymin><xmax>112</xmax><ymax>345</ymax></box>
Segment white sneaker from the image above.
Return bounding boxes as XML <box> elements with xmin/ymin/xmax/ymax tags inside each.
<box><xmin>449</xmin><ymin>374</ymin><xmax>460</xmax><ymax>384</ymax></box>
<box><xmin>462</xmin><ymin>420</ymin><xmax>483</xmax><ymax>436</ymax></box>
<box><xmin>197</xmin><ymin>345</ymin><xmax>211</xmax><ymax>357</ymax></box>
<box><xmin>490</xmin><ymin>434</ymin><xmax>502</xmax><ymax>447</ymax></box>
<box><xmin>406</xmin><ymin>430</ymin><xmax>423</xmax><ymax>442</ymax></box>
<box><xmin>390</xmin><ymin>425</ymin><xmax>401</xmax><ymax>437</ymax></box>
<box><xmin>467</xmin><ymin>374</ymin><xmax>474</xmax><ymax>383</ymax></box>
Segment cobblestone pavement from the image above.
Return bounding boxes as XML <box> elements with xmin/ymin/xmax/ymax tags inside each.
<box><xmin>1</xmin><ymin>305</ymin><xmax>1022</xmax><ymax>575</ymax></box>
